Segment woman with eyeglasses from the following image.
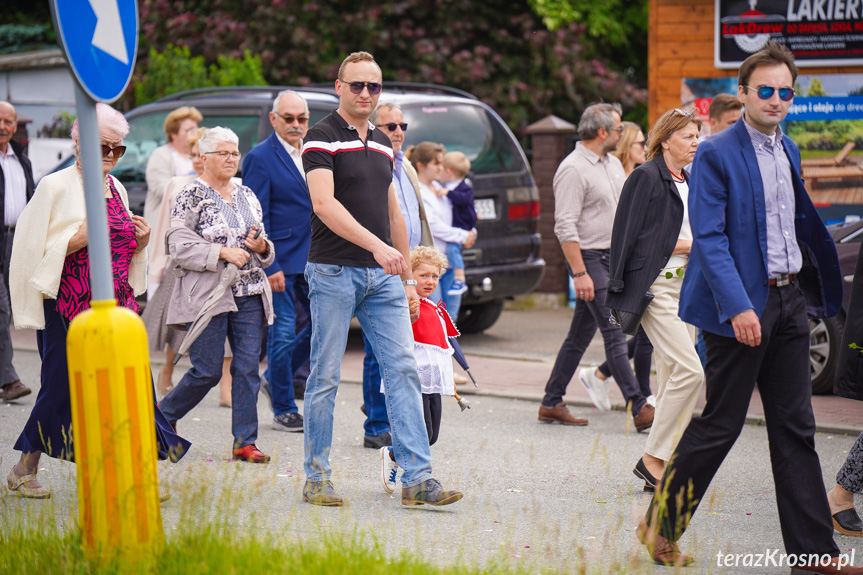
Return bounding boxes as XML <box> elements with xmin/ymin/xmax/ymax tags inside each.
<box><xmin>582</xmin><ymin>121</ymin><xmax>655</xmax><ymax>410</ymax></box>
<box><xmin>606</xmin><ymin>108</ymin><xmax>705</xmax><ymax>493</ymax></box>
<box><xmin>144</xmin><ymin>127</ymin><xmax>233</xmax><ymax>407</ymax></box>
<box><xmin>6</xmin><ymin>103</ymin><xmax>190</xmax><ymax>498</ymax></box>
<box><xmin>158</xmin><ymin>126</ymin><xmax>276</xmax><ymax>464</ymax></box>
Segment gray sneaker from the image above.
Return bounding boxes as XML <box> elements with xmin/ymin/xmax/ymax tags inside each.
<box><xmin>401</xmin><ymin>478</ymin><xmax>463</xmax><ymax>506</ymax></box>
<box><xmin>302</xmin><ymin>480</ymin><xmax>344</xmax><ymax>507</ymax></box>
<box><xmin>272</xmin><ymin>412</ymin><xmax>303</xmax><ymax>432</ymax></box>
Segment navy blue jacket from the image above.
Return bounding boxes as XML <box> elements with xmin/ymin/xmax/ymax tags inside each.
<box><xmin>242</xmin><ymin>132</ymin><xmax>312</xmax><ymax>276</ymax></box>
<box><xmin>448</xmin><ymin>178</ymin><xmax>477</xmax><ymax>231</ymax></box>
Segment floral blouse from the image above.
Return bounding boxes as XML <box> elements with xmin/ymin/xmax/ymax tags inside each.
<box><xmin>171</xmin><ymin>178</ymin><xmax>267</xmax><ymax>297</ymax></box>
<box><xmin>57</xmin><ymin>177</ymin><xmax>139</xmax><ymax>320</ymax></box>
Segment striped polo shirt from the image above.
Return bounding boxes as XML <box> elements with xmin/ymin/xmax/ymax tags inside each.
<box><xmin>302</xmin><ymin>110</ymin><xmax>395</xmax><ymax>267</ymax></box>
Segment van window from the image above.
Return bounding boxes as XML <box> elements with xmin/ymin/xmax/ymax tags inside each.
<box><xmin>401</xmin><ymin>104</ymin><xmax>522</xmax><ymax>175</ymax></box>
<box><xmin>111</xmin><ymin>112</ymin><xmax>261</xmax><ymax>182</ymax></box>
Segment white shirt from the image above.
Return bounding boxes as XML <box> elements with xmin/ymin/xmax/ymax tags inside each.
<box><xmin>419</xmin><ymin>182</ymin><xmax>469</xmax><ymax>255</ymax></box>
<box><xmin>276</xmin><ymin>133</ymin><xmax>305</xmax><ymax>176</ymax></box>
<box><xmin>666</xmin><ymin>179</ymin><xmax>692</xmax><ymax>271</ymax></box>
<box><xmin>0</xmin><ymin>144</ymin><xmax>27</xmax><ymax>226</ymax></box>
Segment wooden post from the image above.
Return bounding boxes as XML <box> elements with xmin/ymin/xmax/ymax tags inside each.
<box><xmin>526</xmin><ymin>115</ymin><xmax>577</xmax><ymax>293</ymax></box>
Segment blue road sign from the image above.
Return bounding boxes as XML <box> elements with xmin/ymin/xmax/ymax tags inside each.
<box><xmin>51</xmin><ymin>0</ymin><xmax>139</xmax><ymax>103</ymax></box>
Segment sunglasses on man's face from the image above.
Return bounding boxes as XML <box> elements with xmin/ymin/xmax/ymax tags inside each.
<box><xmin>101</xmin><ymin>144</ymin><xmax>127</xmax><ymax>159</ymax></box>
<box><xmin>744</xmin><ymin>85</ymin><xmax>795</xmax><ymax>101</ymax></box>
<box><xmin>276</xmin><ymin>113</ymin><xmax>309</xmax><ymax>124</ymax></box>
<box><xmin>341</xmin><ymin>80</ymin><xmax>383</xmax><ymax>95</ymax></box>
<box><xmin>376</xmin><ymin>123</ymin><xmax>408</xmax><ymax>132</ymax></box>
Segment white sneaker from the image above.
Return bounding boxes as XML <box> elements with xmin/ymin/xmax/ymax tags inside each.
<box><xmin>380</xmin><ymin>446</ymin><xmax>398</xmax><ymax>494</ymax></box>
<box><xmin>578</xmin><ymin>367</ymin><xmax>611</xmax><ymax>411</ymax></box>
<box><xmin>646</xmin><ymin>394</ymin><xmax>657</xmax><ymax>408</ymax></box>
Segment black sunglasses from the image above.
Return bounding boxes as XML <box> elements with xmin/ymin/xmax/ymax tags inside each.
<box><xmin>101</xmin><ymin>144</ymin><xmax>127</xmax><ymax>158</ymax></box>
<box><xmin>744</xmin><ymin>85</ymin><xmax>795</xmax><ymax>101</ymax></box>
<box><xmin>341</xmin><ymin>80</ymin><xmax>383</xmax><ymax>95</ymax></box>
<box><xmin>376</xmin><ymin>122</ymin><xmax>408</xmax><ymax>132</ymax></box>
<box><xmin>276</xmin><ymin>113</ymin><xmax>309</xmax><ymax>124</ymax></box>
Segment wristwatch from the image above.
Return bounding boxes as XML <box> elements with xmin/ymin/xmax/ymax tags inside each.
<box><xmin>402</xmin><ymin>280</ymin><xmax>418</xmax><ymax>287</ymax></box>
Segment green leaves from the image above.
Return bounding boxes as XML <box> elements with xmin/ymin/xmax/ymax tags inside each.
<box><xmin>664</xmin><ymin>267</ymin><xmax>686</xmax><ymax>280</ymax></box>
<box><xmin>132</xmin><ymin>45</ymin><xmax>266</xmax><ymax>107</ymax></box>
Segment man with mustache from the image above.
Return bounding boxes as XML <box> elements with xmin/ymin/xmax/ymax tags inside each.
<box><xmin>0</xmin><ymin>102</ymin><xmax>33</xmax><ymax>402</ymax></box>
<box><xmin>242</xmin><ymin>90</ymin><xmax>313</xmax><ymax>433</ymax></box>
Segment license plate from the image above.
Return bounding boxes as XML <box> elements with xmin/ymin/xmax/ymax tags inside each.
<box><xmin>474</xmin><ymin>198</ymin><xmax>496</xmax><ymax>221</ymax></box>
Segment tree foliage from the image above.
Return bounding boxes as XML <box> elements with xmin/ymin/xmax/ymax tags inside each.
<box><xmin>132</xmin><ymin>45</ymin><xmax>267</xmax><ymax>106</ymax></box>
<box><xmin>135</xmin><ymin>0</ymin><xmax>647</xmax><ymax>137</ymax></box>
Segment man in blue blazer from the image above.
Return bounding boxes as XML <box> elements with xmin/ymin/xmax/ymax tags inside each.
<box><xmin>638</xmin><ymin>43</ymin><xmax>853</xmax><ymax>574</ymax></box>
<box><xmin>242</xmin><ymin>90</ymin><xmax>313</xmax><ymax>433</ymax></box>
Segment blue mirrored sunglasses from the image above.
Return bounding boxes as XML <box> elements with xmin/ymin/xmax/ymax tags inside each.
<box><xmin>745</xmin><ymin>85</ymin><xmax>795</xmax><ymax>101</ymax></box>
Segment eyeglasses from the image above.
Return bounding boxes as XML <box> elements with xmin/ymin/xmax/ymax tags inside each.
<box><xmin>376</xmin><ymin>122</ymin><xmax>408</xmax><ymax>132</ymax></box>
<box><xmin>633</xmin><ymin>141</ymin><xmax>646</xmax><ymax>149</ymax></box>
<box><xmin>673</xmin><ymin>108</ymin><xmax>696</xmax><ymax>118</ymax></box>
<box><xmin>205</xmin><ymin>151</ymin><xmax>242</xmax><ymax>160</ymax></box>
<box><xmin>101</xmin><ymin>144</ymin><xmax>127</xmax><ymax>158</ymax></box>
<box><xmin>276</xmin><ymin>113</ymin><xmax>309</xmax><ymax>124</ymax></box>
<box><xmin>340</xmin><ymin>80</ymin><xmax>383</xmax><ymax>95</ymax></box>
<box><xmin>744</xmin><ymin>85</ymin><xmax>795</xmax><ymax>101</ymax></box>
<box><xmin>609</xmin><ymin>125</ymin><xmax>624</xmax><ymax>133</ymax></box>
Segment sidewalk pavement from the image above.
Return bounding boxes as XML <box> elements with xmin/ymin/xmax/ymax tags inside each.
<box><xmin>11</xmin><ymin>321</ymin><xmax>860</xmax><ymax>436</ymax></box>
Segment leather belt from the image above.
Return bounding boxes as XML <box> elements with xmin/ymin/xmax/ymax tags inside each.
<box><xmin>768</xmin><ymin>273</ymin><xmax>797</xmax><ymax>287</ymax></box>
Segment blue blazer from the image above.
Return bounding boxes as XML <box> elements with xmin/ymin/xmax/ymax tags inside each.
<box><xmin>678</xmin><ymin>118</ymin><xmax>842</xmax><ymax>337</ymax></box>
<box><xmin>242</xmin><ymin>132</ymin><xmax>312</xmax><ymax>276</ymax></box>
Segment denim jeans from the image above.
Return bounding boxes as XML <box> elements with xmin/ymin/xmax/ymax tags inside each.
<box><xmin>304</xmin><ymin>263</ymin><xmax>433</xmax><ymax>487</ymax></box>
<box><xmin>361</xmin><ymin>334</ymin><xmax>390</xmax><ymax>437</ymax></box>
<box><xmin>430</xmin><ymin>267</ymin><xmax>462</xmax><ymax>321</ymax></box>
<box><xmin>542</xmin><ymin>250</ymin><xmax>645</xmax><ymax>415</ymax></box>
<box><xmin>160</xmin><ymin>295</ymin><xmax>265</xmax><ymax>448</ymax></box>
<box><xmin>265</xmin><ymin>273</ymin><xmax>311</xmax><ymax>416</ymax></box>
<box><xmin>446</xmin><ymin>242</ymin><xmax>465</xmax><ymax>270</ymax></box>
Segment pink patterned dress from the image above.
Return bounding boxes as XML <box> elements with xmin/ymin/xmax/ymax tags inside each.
<box><xmin>56</xmin><ymin>178</ymin><xmax>140</xmax><ymax>320</ymax></box>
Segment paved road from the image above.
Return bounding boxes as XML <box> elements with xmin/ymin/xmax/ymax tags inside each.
<box><xmin>2</xmin><ymin>347</ymin><xmax>861</xmax><ymax>574</ymax></box>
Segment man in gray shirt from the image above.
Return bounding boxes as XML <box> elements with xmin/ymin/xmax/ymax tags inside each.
<box><xmin>537</xmin><ymin>103</ymin><xmax>654</xmax><ymax>432</ymax></box>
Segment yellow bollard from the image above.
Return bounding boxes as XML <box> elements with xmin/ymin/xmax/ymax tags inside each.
<box><xmin>67</xmin><ymin>299</ymin><xmax>163</xmax><ymax>560</ymax></box>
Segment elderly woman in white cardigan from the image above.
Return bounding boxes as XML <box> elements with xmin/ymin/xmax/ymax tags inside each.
<box><xmin>6</xmin><ymin>103</ymin><xmax>189</xmax><ymax>499</ymax></box>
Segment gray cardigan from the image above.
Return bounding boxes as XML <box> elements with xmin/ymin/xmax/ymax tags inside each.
<box><xmin>165</xmin><ymin>225</ymin><xmax>275</xmax><ymax>326</ymax></box>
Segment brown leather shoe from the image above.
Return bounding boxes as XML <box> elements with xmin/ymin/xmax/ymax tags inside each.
<box><xmin>0</xmin><ymin>381</ymin><xmax>31</xmax><ymax>402</ymax></box>
<box><xmin>633</xmin><ymin>403</ymin><xmax>655</xmax><ymax>433</ymax></box>
<box><xmin>538</xmin><ymin>403</ymin><xmax>587</xmax><ymax>426</ymax></box>
<box><xmin>791</xmin><ymin>556</ymin><xmax>863</xmax><ymax>574</ymax></box>
<box><xmin>636</xmin><ymin>518</ymin><xmax>693</xmax><ymax>567</ymax></box>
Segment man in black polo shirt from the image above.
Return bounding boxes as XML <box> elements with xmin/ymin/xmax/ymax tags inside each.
<box><xmin>300</xmin><ymin>51</ymin><xmax>463</xmax><ymax>507</ymax></box>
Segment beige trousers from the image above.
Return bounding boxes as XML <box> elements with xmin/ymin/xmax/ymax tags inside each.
<box><xmin>639</xmin><ymin>273</ymin><xmax>705</xmax><ymax>461</ymax></box>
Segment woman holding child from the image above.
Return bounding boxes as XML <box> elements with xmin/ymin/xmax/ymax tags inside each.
<box><xmin>408</xmin><ymin>142</ymin><xmax>476</xmax><ymax>320</ymax></box>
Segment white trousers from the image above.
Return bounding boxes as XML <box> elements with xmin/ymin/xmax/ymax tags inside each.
<box><xmin>639</xmin><ymin>273</ymin><xmax>705</xmax><ymax>461</ymax></box>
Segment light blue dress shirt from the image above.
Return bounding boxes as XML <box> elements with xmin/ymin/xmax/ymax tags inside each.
<box><xmin>393</xmin><ymin>150</ymin><xmax>421</xmax><ymax>249</ymax></box>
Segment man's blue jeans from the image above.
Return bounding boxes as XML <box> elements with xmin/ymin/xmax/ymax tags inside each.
<box><xmin>265</xmin><ymin>273</ymin><xmax>311</xmax><ymax>416</ymax></box>
<box><xmin>303</xmin><ymin>263</ymin><xmax>433</xmax><ymax>487</ymax></box>
<box><xmin>361</xmin><ymin>334</ymin><xmax>390</xmax><ymax>437</ymax></box>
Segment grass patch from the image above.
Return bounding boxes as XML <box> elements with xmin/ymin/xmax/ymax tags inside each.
<box><xmin>0</xmin><ymin>526</ymin><xmax>559</xmax><ymax>575</ymax></box>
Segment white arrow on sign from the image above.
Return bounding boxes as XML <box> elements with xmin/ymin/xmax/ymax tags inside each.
<box><xmin>88</xmin><ymin>0</ymin><xmax>129</xmax><ymax>65</ymax></box>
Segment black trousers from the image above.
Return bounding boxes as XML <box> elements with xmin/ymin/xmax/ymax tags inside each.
<box><xmin>648</xmin><ymin>282</ymin><xmax>839</xmax><ymax>557</ymax></box>
<box><xmin>422</xmin><ymin>393</ymin><xmax>442</xmax><ymax>446</ymax></box>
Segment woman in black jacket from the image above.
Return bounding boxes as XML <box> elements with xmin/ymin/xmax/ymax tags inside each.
<box><xmin>606</xmin><ymin>108</ymin><xmax>705</xmax><ymax>492</ymax></box>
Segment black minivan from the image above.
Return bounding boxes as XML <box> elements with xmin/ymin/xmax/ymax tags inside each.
<box><xmin>99</xmin><ymin>84</ymin><xmax>545</xmax><ymax>332</ymax></box>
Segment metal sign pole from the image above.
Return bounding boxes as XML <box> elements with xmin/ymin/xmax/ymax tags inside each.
<box><xmin>72</xmin><ymin>83</ymin><xmax>115</xmax><ymax>301</ymax></box>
